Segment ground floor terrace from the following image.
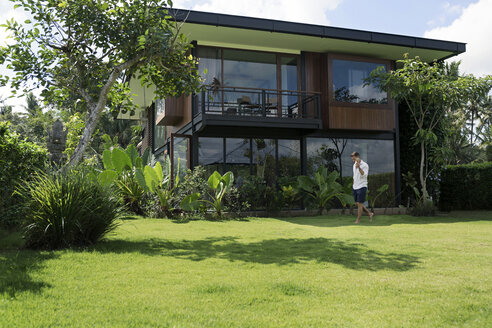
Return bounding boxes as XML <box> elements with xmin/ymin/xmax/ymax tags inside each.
<box><xmin>153</xmin><ymin>124</ymin><xmax>399</xmax><ymax>208</ymax></box>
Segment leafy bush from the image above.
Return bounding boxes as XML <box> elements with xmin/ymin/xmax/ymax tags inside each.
<box><xmin>98</xmin><ymin>145</ymin><xmax>150</xmax><ymax>214</ymax></box>
<box><xmin>440</xmin><ymin>162</ymin><xmax>492</xmax><ymax>210</ymax></box>
<box><xmin>368</xmin><ymin>172</ymin><xmax>395</xmax><ymax>208</ymax></box>
<box><xmin>17</xmin><ymin>168</ymin><xmax>123</xmax><ymax>249</ymax></box>
<box><xmin>0</xmin><ymin>122</ymin><xmax>48</xmax><ymax>228</ymax></box>
<box><xmin>297</xmin><ymin>167</ymin><xmax>354</xmax><ymax>215</ymax></box>
<box><xmin>410</xmin><ymin>200</ymin><xmax>436</xmax><ymax>217</ymax></box>
<box><xmin>202</xmin><ymin>171</ymin><xmax>234</xmax><ymax>218</ymax></box>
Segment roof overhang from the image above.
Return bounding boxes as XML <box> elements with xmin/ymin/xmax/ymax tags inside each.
<box><xmin>171</xmin><ymin>9</ymin><xmax>466</xmax><ymax>62</ymax></box>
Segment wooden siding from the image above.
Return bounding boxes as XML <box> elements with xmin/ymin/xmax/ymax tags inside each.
<box><xmin>303</xmin><ymin>52</ymin><xmax>396</xmax><ymax>131</ymax></box>
<box><xmin>156</xmin><ymin>94</ymin><xmax>191</xmax><ymax>127</ymax></box>
<box><xmin>328</xmin><ymin>106</ymin><xmax>394</xmax><ymax>131</ymax></box>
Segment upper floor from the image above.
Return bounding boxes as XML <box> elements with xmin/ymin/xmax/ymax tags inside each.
<box><xmin>145</xmin><ymin>9</ymin><xmax>465</xmax><ymax>146</ymax></box>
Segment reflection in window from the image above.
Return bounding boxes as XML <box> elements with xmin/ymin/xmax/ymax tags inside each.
<box><xmin>332</xmin><ymin>59</ymin><xmax>387</xmax><ymax>104</ymax></box>
<box><xmin>278</xmin><ymin>139</ymin><xmax>300</xmax><ymax>178</ymax></box>
<box><xmin>198</xmin><ymin>137</ymin><xmax>224</xmax><ymax>175</ymax></box>
<box><xmin>173</xmin><ymin>137</ymin><xmax>188</xmax><ymax>179</ymax></box>
<box><xmin>225</xmin><ymin>138</ymin><xmax>251</xmax><ymax>179</ymax></box>
<box><xmin>252</xmin><ymin>139</ymin><xmax>276</xmax><ymax>185</ymax></box>
<box><xmin>154</xmin><ymin>105</ymin><xmax>166</xmax><ymax>150</ymax></box>
<box><xmin>306</xmin><ymin>137</ymin><xmax>395</xmax><ymax>206</ymax></box>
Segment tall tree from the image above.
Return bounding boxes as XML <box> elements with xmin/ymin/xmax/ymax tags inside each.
<box><xmin>0</xmin><ymin>0</ymin><xmax>202</xmax><ymax>165</ymax></box>
<box><xmin>367</xmin><ymin>55</ymin><xmax>492</xmax><ymax>201</ymax></box>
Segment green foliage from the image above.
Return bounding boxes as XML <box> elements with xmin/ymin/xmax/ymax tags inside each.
<box><xmin>98</xmin><ymin>144</ymin><xmax>149</xmax><ymax>214</ymax></box>
<box><xmin>440</xmin><ymin>162</ymin><xmax>492</xmax><ymax>211</ymax></box>
<box><xmin>17</xmin><ymin>167</ymin><xmax>123</xmax><ymax>249</ymax></box>
<box><xmin>136</xmin><ymin>156</ymin><xmax>198</xmax><ymax>218</ymax></box>
<box><xmin>366</xmin><ymin>55</ymin><xmax>492</xmax><ymax>201</ymax></box>
<box><xmin>409</xmin><ymin>200</ymin><xmax>436</xmax><ymax>217</ymax></box>
<box><xmin>367</xmin><ymin>184</ymin><xmax>389</xmax><ymax>211</ymax></box>
<box><xmin>202</xmin><ymin>171</ymin><xmax>234</xmax><ymax>218</ymax></box>
<box><xmin>63</xmin><ymin>113</ymin><xmax>85</xmax><ymax>160</ymax></box>
<box><xmin>297</xmin><ymin>167</ymin><xmax>354</xmax><ymax>215</ymax></box>
<box><xmin>0</xmin><ymin>122</ymin><xmax>48</xmax><ymax>227</ymax></box>
<box><xmin>0</xmin><ymin>0</ymin><xmax>203</xmax><ymax>165</ymax></box>
<box><xmin>281</xmin><ymin>185</ymin><xmax>301</xmax><ymax>211</ymax></box>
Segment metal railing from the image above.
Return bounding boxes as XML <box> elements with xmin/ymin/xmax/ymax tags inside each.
<box><xmin>193</xmin><ymin>86</ymin><xmax>321</xmax><ymax>120</ymax></box>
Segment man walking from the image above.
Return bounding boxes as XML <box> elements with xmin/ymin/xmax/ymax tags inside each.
<box><xmin>351</xmin><ymin>152</ymin><xmax>374</xmax><ymax>224</ymax></box>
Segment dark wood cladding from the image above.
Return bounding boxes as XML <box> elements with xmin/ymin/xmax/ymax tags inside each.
<box><xmin>326</xmin><ymin>53</ymin><xmax>395</xmax><ymax>131</ymax></box>
<box><xmin>303</xmin><ymin>52</ymin><xmax>396</xmax><ymax>131</ymax></box>
<box><xmin>329</xmin><ymin>106</ymin><xmax>394</xmax><ymax>131</ymax></box>
<box><xmin>156</xmin><ymin>94</ymin><xmax>191</xmax><ymax>127</ymax></box>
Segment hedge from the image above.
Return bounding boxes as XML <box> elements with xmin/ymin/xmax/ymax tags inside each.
<box><xmin>0</xmin><ymin>122</ymin><xmax>48</xmax><ymax>227</ymax></box>
<box><xmin>439</xmin><ymin>162</ymin><xmax>492</xmax><ymax>211</ymax></box>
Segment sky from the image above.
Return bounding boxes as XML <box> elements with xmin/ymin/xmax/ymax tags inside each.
<box><xmin>1</xmin><ymin>0</ymin><xmax>490</xmax><ymax>111</ymax></box>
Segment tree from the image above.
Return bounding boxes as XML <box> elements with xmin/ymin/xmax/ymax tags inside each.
<box><xmin>367</xmin><ymin>55</ymin><xmax>492</xmax><ymax>201</ymax></box>
<box><xmin>0</xmin><ymin>0</ymin><xmax>202</xmax><ymax>165</ymax></box>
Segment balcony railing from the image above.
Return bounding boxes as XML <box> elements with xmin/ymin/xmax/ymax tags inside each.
<box><xmin>194</xmin><ymin>86</ymin><xmax>321</xmax><ymax>120</ymax></box>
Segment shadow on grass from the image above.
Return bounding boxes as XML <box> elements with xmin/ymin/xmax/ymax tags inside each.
<box><xmin>277</xmin><ymin>213</ymin><xmax>492</xmax><ymax>228</ymax></box>
<box><xmin>0</xmin><ymin>250</ymin><xmax>56</xmax><ymax>298</ymax></box>
<box><xmin>96</xmin><ymin>236</ymin><xmax>419</xmax><ymax>271</ymax></box>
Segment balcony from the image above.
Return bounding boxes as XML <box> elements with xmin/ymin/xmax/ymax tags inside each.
<box><xmin>192</xmin><ymin>86</ymin><xmax>322</xmax><ymax>131</ymax></box>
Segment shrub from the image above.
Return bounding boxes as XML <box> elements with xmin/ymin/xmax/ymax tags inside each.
<box><xmin>98</xmin><ymin>145</ymin><xmax>150</xmax><ymax>214</ymax></box>
<box><xmin>18</xmin><ymin>168</ymin><xmax>123</xmax><ymax>249</ymax></box>
<box><xmin>410</xmin><ymin>200</ymin><xmax>436</xmax><ymax>217</ymax></box>
<box><xmin>440</xmin><ymin>162</ymin><xmax>492</xmax><ymax>211</ymax></box>
<box><xmin>0</xmin><ymin>122</ymin><xmax>48</xmax><ymax>228</ymax></box>
<box><xmin>297</xmin><ymin>167</ymin><xmax>354</xmax><ymax>215</ymax></box>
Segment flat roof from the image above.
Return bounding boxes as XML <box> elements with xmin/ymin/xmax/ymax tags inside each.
<box><xmin>170</xmin><ymin>9</ymin><xmax>465</xmax><ymax>62</ymax></box>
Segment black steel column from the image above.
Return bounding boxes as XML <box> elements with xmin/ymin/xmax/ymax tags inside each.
<box><xmin>300</xmin><ymin>136</ymin><xmax>307</xmax><ymax>176</ymax></box>
<box><xmin>394</xmin><ymin>101</ymin><xmax>402</xmax><ymax>206</ymax></box>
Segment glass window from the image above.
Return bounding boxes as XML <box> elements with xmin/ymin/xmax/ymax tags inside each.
<box><xmin>173</xmin><ymin>136</ymin><xmax>189</xmax><ymax>179</ymax></box>
<box><xmin>153</xmin><ymin>105</ymin><xmax>166</xmax><ymax>150</ymax></box>
<box><xmin>154</xmin><ymin>125</ymin><xmax>166</xmax><ymax>150</ymax></box>
<box><xmin>307</xmin><ymin>137</ymin><xmax>395</xmax><ymax>207</ymax></box>
<box><xmin>332</xmin><ymin>59</ymin><xmax>387</xmax><ymax>104</ymax></box>
<box><xmin>198</xmin><ymin>137</ymin><xmax>224</xmax><ymax>175</ymax></box>
<box><xmin>278</xmin><ymin>139</ymin><xmax>301</xmax><ymax>178</ymax></box>
<box><xmin>280</xmin><ymin>56</ymin><xmax>299</xmax><ymax>117</ymax></box>
<box><xmin>225</xmin><ymin>138</ymin><xmax>251</xmax><ymax>180</ymax></box>
<box><xmin>252</xmin><ymin>138</ymin><xmax>276</xmax><ymax>185</ymax></box>
<box><xmin>197</xmin><ymin>47</ymin><xmax>222</xmax><ymax>86</ymax></box>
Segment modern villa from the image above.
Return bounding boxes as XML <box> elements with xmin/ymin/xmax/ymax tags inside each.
<box><xmin>136</xmin><ymin>9</ymin><xmax>466</xmax><ymax>205</ymax></box>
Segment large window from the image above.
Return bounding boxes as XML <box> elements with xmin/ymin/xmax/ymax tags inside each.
<box><xmin>332</xmin><ymin>59</ymin><xmax>387</xmax><ymax>104</ymax></box>
<box><xmin>153</xmin><ymin>103</ymin><xmax>167</xmax><ymax>151</ymax></box>
<box><xmin>306</xmin><ymin>137</ymin><xmax>395</xmax><ymax>206</ymax></box>
<box><xmin>198</xmin><ymin>137</ymin><xmax>300</xmax><ymax>183</ymax></box>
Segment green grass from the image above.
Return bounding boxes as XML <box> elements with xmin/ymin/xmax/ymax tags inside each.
<box><xmin>1</xmin><ymin>212</ymin><xmax>491</xmax><ymax>327</ymax></box>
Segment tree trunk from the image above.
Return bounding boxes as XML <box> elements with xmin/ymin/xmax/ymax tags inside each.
<box><xmin>419</xmin><ymin>141</ymin><xmax>428</xmax><ymax>202</ymax></box>
<box><xmin>68</xmin><ymin>103</ymin><xmax>103</xmax><ymax>166</ymax></box>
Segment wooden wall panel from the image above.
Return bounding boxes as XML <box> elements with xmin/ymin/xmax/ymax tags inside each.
<box><xmin>328</xmin><ymin>106</ymin><xmax>395</xmax><ymax>131</ymax></box>
<box><xmin>156</xmin><ymin>94</ymin><xmax>192</xmax><ymax>136</ymax></box>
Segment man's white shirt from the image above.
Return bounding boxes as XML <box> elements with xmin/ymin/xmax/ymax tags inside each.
<box><xmin>353</xmin><ymin>160</ymin><xmax>369</xmax><ymax>190</ymax></box>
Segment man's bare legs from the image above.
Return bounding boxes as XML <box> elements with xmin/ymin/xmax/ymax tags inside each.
<box><xmin>354</xmin><ymin>202</ymin><xmax>374</xmax><ymax>224</ymax></box>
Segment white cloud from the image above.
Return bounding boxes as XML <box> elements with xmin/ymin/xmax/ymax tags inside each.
<box><xmin>0</xmin><ymin>2</ymin><xmax>30</xmax><ymax>112</ymax></box>
<box><xmin>427</xmin><ymin>2</ymin><xmax>463</xmax><ymax>27</ymax></box>
<box><xmin>424</xmin><ymin>0</ymin><xmax>492</xmax><ymax>77</ymax></box>
<box><xmin>173</xmin><ymin>0</ymin><xmax>343</xmax><ymax>25</ymax></box>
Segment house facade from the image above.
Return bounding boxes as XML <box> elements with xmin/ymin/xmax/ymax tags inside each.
<box><xmin>138</xmin><ymin>9</ymin><xmax>465</xmax><ymax>205</ymax></box>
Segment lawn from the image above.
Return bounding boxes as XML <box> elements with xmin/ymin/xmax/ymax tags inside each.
<box><xmin>1</xmin><ymin>213</ymin><xmax>491</xmax><ymax>327</ymax></box>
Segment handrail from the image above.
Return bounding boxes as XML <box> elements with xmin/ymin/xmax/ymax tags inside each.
<box><xmin>194</xmin><ymin>86</ymin><xmax>321</xmax><ymax>120</ymax></box>
<box><xmin>205</xmin><ymin>85</ymin><xmax>322</xmax><ymax>95</ymax></box>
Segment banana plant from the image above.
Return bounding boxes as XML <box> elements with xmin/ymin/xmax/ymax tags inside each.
<box><xmin>297</xmin><ymin>167</ymin><xmax>354</xmax><ymax>215</ymax></box>
<box><xmin>201</xmin><ymin>171</ymin><xmax>234</xmax><ymax>218</ymax></box>
<box><xmin>98</xmin><ymin>145</ymin><xmax>150</xmax><ymax>214</ymax></box>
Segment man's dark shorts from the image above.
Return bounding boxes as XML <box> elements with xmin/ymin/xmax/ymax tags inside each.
<box><xmin>352</xmin><ymin>187</ymin><xmax>367</xmax><ymax>203</ymax></box>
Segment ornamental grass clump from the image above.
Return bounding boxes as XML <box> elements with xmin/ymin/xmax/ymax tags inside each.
<box><xmin>17</xmin><ymin>168</ymin><xmax>123</xmax><ymax>249</ymax></box>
